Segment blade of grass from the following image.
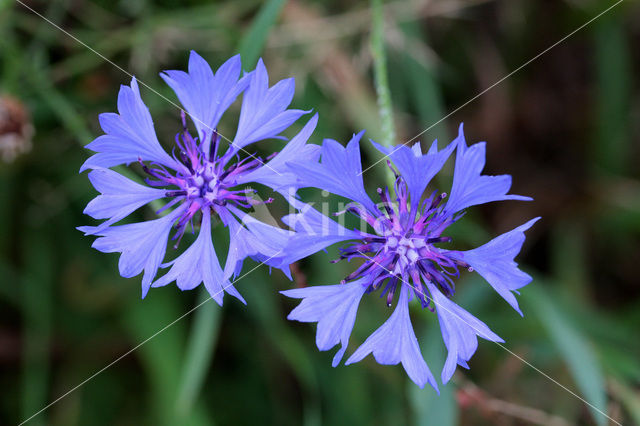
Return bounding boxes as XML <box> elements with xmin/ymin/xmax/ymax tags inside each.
<box><xmin>525</xmin><ymin>284</ymin><xmax>609</xmax><ymax>426</ymax></box>
<box><xmin>398</xmin><ymin>21</ymin><xmax>449</xmax><ymax>146</ymax></box>
<box><xmin>0</xmin><ymin>165</ymin><xmax>13</xmax><ymax>260</ymax></box>
<box><xmin>26</xmin><ymin>55</ymin><xmax>93</xmax><ymax>144</ymax></box>
<box><xmin>0</xmin><ymin>5</ymin><xmax>22</xmax><ymax>93</ymax></box>
<box><xmin>0</xmin><ymin>261</ymin><xmax>19</xmax><ymax>306</ymax></box>
<box><xmin>123</xmin><ymin>291</ymin><xmax>183</xmax><ymax>425</ymax></box>
<box><xmin>244</xmin><ymin>274</ymin><xmax>321</xmax><ymax>426</ymax></box>
<box><xmin>237</xmin><ymin>0</ymin><xmax>287</xmax><ymax>68</ymax></box>
<box><xmin>550</xmin><ymin>220</ymin><xmax>588</xmax><ymax>302</ymax></box>
<box><xmin>409</xmin><ymin>327</ymin><xmax>457</xmax><ymax>426</ymax></box>
<box><xmin>592</xmin><ymin>13</ymin><xmax>631</xmax><ymax>175</ymax></box>
<box><xmin>21</xmin><ymin>231</ymin><xmax>54</xmax><ymax>426</ymax></box>
<box><xmin>122</xmin><ymin>289</ymin><xmax>212</xmax><ymax>426</ymax></box>
<box><xmin>175</xmin><ymin>289</ymin><xmax>222</xmax><ymax>419</ymax></box>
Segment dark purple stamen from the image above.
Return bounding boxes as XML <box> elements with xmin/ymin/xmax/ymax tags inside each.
<box><xmin>376</xmin><ymin>187</ymin><xmax>394</xmax><ymax>218</ymax></box>
<box><xmin>139</xmin><ymin>114</ymin><xmax>270</xmax><ymax>246</ymax></box>
<box><xmin>334</xmin><ymin>173</ymin><xmax>469</xmax><ymax>309</ymax></box>
<box><xmin>209</xmin><ymin>130</ymin><xmax>219</xmax><ymax>162</ymax></box>
<box><xmin>426</xmin><ymin>236</ymin><xmax>452</xmax><ymax>244</ymax></box>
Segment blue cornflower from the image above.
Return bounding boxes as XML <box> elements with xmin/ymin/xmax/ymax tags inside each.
<box><xmin>79</xmin><ymin>52</ymin><xmax>319</xmax><ymax>302</ymax></box>
<box><xmin>280</xmin><ymin>124</ymin><xmax>538</xmax><ymax>390</ymax></box>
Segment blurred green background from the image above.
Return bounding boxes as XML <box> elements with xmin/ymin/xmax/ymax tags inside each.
<box><xmin>1</xmin><ymin>0</ymin><xmax>639</xmax><ymax>425</ymax></box>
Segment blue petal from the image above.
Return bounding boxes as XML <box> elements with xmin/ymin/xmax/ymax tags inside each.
<box><xmin>449</xmin><ymin>217</ymin><xmax>540</xmax><ymax>315</ymax></box>
<box><xmin>281</xmin><ymin>279</ymin><xmax>367</xmax><ymax>366</ymax></box>
<box><xmin>280</xmin><ymin>199</ymin><xmax>360</xmax><ymax>265</ymax></box>
<box><xmin>81</xmin><ymin>78</ymin><xmax>181</xmax><ymax>172</ymax></box>
<box><xmin>287</xmin><ymin>132</ymin><xmax>378</xmax><ymax>213</ymax></box>
<box><xmin>83</xmin><ymin>168</ymin><xmax>165</xmax><ymax>231</ymax></box>
<box><xmin>346</xmin><ymin>285</ymin><xmax>438</xmax><ymax>390</ymax></box>
<box><xmin>371</xmin><ymin>138</ymin><xmax>455</xmax><ymax>210</ymax></box>
<box><xmin>426</xmin><ymin>282</ymin><xmax>503</xmax><ymax>384</ymax></box>
<box><xmin>152</xmin><ymin>208</ymin><xmax>245</xmax><ymax>305</ymax></box>
<box><xmin>444</xmin><ymin>124</ymin><xmax>532</xmax><ymax>214</ymax></box>
<box><xmin>222</xmin><ymin>206</ymin><xmax>294</xmax><ymax>280</ymax></box>
<box><xmin>230</xmin><ymin>58</ymin><xmax>306</xmax><ymax>155</ymax></box>
<box><xmin>78</xmin><ymin>205</ymin><xmax>185</xmax><ymax>297</ymax></box>
<box><xmin>235</xmin><ymin>114</ymin><xmax>320</xmax><ymax>194</ymax></box>
<box><xmin>161</xmin><ymin>52</ymin><xmax>249</xmax><ymax>155</ymax></box>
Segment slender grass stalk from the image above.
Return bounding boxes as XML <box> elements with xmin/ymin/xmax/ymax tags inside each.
<box><xmin>526</xmin><ymin>283</ymin><xmax>609</xmax><ymax>426</ymax></box>
<box><xmin>21</xmin><ymin>232</ymin><xmax>53</xmax><ymax>426</ymax></box>
<box><xmin>370</xmin><ymin>0</ymin><xmax>395</xmax><ymax>150</ymax></box>
<box><xmin>237</xmin><ymin>0</ymin><xmax>287</xmax><ymax>69</ymax></box>
<box><xmin>370</xmin><ymin>0</ymin><xmax>396</xmax><ymax>188</ymax></box>
<box><xmin>175</xmin><ymin>289</ymin><xmax>222</xmax><ymax>418</ymax></box>
<box><xmin>593</xmin><ymin>15</ymin><xmax>631</xmax><ymax>175</ymax></box>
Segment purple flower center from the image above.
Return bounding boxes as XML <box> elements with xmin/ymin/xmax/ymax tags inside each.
<box><xmin>141</xmin><ymin>112</ymin><xmax>273</xmax><ymax>246</ymax></box>
<box><xmin>336</xmin><ymin>173</ymin><xmax>472</xmax><ymax>309</ymax></box>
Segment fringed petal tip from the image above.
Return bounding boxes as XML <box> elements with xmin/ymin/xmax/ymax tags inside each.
<box><xmin>455</xmin><ymin>216</ymin><xmax>540</xmax><ymax>314</ymax></box>
<box><xmin>345</xmin><ymin>286</ymin><xmax>438</xmax><ymax>391</ymax></box>
<box><xmin>281</xmin><ymin>281</ymin><xmax>367</xmax><ymax>368</ymax></box>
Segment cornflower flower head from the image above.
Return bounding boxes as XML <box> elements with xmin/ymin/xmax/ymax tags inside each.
<box><xmin>281</xmin><ymin>124</ymin><xmax>538</xmax><ymax>390</ymax></box>
<box><xmin>79</xmin><ymin>52</ymin><xmax>319</xmax><ymax>302</ymax></box>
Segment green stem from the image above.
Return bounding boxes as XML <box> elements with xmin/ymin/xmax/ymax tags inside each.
<box><xmin>370</xmin><ymin>0</ymin><xmax>396</xmax><ymax>188</ymax></box>
<box><xmin>371</xmin><ymin>0</ymin><xmax>395</xmax><ymax>149</ymax></box>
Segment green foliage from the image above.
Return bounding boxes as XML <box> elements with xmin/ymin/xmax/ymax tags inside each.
<box><xmin>409</xmin><ymin>329</ymin><xmax>457</xmax><ymax>426</ymax></box>
<box><xmin>237</xmin><ymin>0</ymin><xmax>287</xmax><ymax>69</ymax></box>
<box><xmin>525</xmin><ymin>284</ymin><xmax>608</xmax><ymax>426</ymax></box>
<box><xmin>174</xmin><ymin>290</ymin><xmax>222</xmax><ymax>420</ymax></box>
